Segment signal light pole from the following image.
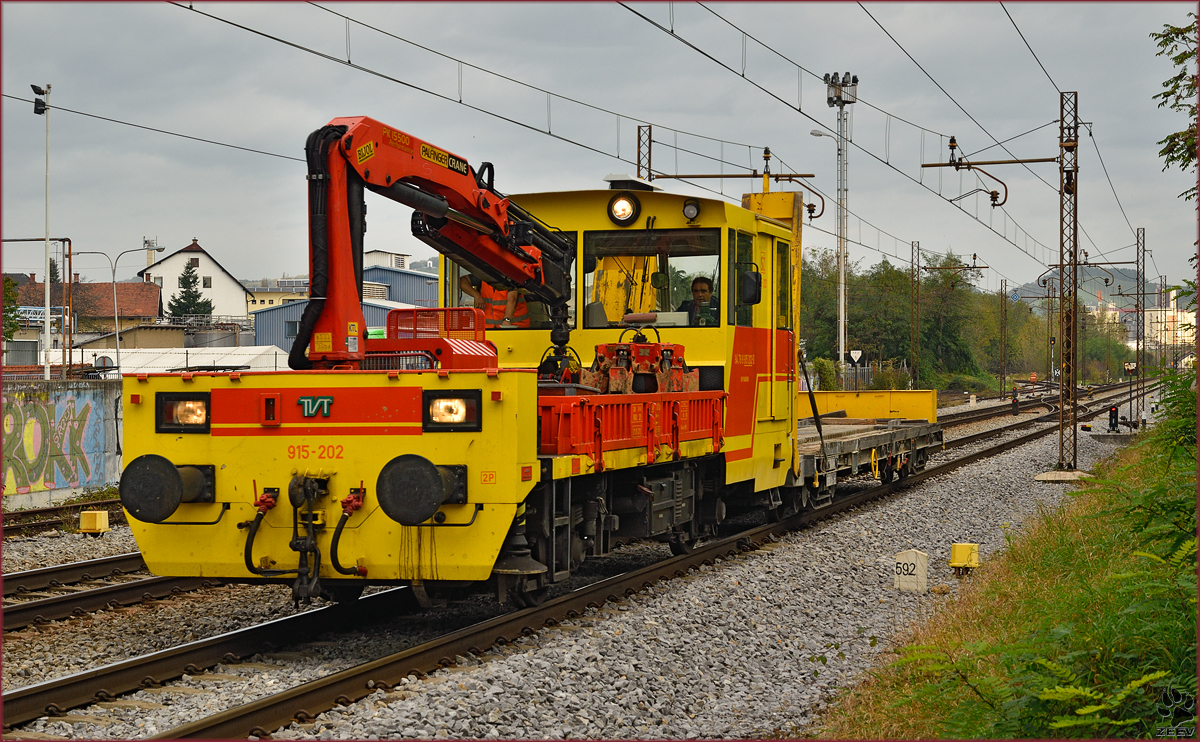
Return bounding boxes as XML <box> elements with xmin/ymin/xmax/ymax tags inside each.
<box><xmin>813</xmin><ymin>71</ymin><xmax>857</xmax><ymax>385</ymax></box>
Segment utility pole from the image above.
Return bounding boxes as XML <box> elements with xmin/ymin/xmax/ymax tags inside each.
<box><xmin>921</xmin><ymin>92</ymin><xmax>1074</xmax><ymax>469</ymax></box>
<box><xmin>1057</xmin><ymin>91</ymin><xmax>1080</xmax><ymax>470</ymax></box>
<box><xmin>1000</xmin><ymin>278</ymin><xmax>1008</xmax><ymax>392</ymax></box>
<box><xmin>1136</xmin><ymin>228</ymin><xmax>1145</xmax><ymax>423</ymax></box>
<box><xmin>32</xmin><ymin>83</ymin><xmax>51</xmax><ymax>379</ymax></box>
<box><xmin>910</xmin><ymin>241</ymin><xmax>920</xmax><ymax>389</ymax></box>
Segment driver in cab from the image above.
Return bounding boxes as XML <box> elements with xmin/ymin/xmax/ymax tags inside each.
<box><xmin>676</xmin><ymin>277</ymin><xmax>718</xmax><ymax>326</ymax></box>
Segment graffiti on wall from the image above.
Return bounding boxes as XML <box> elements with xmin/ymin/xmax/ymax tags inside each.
<box><xmin>3</xmin><ymin>390</ymin><xmax>108</xmax><ymax>495</ymax></box>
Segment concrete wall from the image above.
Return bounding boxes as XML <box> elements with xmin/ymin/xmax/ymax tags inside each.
<box><xmin>3</xmin><ymin>379</ymin><xmax>122</xmax><ymax>509</ymax></box>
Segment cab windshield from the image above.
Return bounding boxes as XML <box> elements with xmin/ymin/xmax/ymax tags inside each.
<box><xmin>581</xmin><ymin>228</ymin><xmax>721</xmax><ymax>328</ymax></box>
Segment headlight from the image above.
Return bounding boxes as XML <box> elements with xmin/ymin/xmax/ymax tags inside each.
<box><xmin>682</xmin><ymin>198</ymin><xmax>700</xmax><ymax>220</ymax></box>
<box><xmin>171</xmin><ymin>400</ymin><xmax>208</xmax><ymax>425</ymax></box>
<box><xmin>607</xmin><ymin>192</ymin><xmax>641</xmax><ymax>227</ymax></box>
<box><xmin>156</xmin><ymin>393</ymin><xmax>211</xmax><ymax>434</ymax></box>
<box><xmin>429</xmin><ymin>398</ymin><xmax>468</xmax><ymax>424</ymax></box>
<box><xmin>422</xmin><ymin>390</ymin><xmax>481</xmax><ymax>432</ymax></box>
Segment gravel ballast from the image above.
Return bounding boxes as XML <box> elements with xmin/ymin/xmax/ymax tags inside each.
<box><xmin>3</xmin><ymin>427</ymin><xmax>1134</xmax><ymax>740</ymax></box>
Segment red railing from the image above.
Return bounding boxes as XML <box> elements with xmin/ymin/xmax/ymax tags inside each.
<box><xmin>386</xmin><ymin>308</ymin><xmax>486</xmax><ymax>342</ymax></box>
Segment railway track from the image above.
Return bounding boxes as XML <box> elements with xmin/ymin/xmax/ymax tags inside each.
<box><xmin>2</xmin><ymin>554</ymin><xmax>224</xmax><ymax>631</ymax></box>
<box><xmin>3</xmin><ymin>385</ymin><xmax>1153</xmax><ymax>737</ymax></box>
<box><xmin>3</xmin><ymin>499</ymin><xmax>125</xmax><ymax>538</ymax></box>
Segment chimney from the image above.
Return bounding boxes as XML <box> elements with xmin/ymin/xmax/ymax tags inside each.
<box><xmin>73</xmin><ymin>272</ymin><xmax>80</xmax><ymax>283</ymax></box>
<box><xmin>29</xmin><ymin>272</ymin><xmax>36</xmax><ymax>282</ymax></box>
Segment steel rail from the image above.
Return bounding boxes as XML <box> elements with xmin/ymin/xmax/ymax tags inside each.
<box><xmin>3</xmin><ymin>575</ymin><xmax>220</xmax><ymax>631</ymax></box>
<box><xmin>151</xmin><ymin>391</ymin><xmax>1152</xmax><ymax>739</ymax></box>
<box><xmin>6</xmin><ymin>386</ymin><xmax>1156</xmax><ymax>735</ymax></box>
<box><xmin>4</xmin><ymin>553</ymin><xmax>147</xmax><ymax>598</ymax></box>
<box><xmin>2</xmin><ymin>589</ymin><xmax>421</xmax><ymax>728</ymax></box>
<box><xmin>3</xmin><ymin>498</ymin><xmax>124</xmax><ymax>537</ymax></box>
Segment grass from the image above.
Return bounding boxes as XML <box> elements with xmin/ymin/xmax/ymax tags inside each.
<box><xmin>811</xmin><ymin>372</ymin><xmax>1197</xmax><ymax>739</ymax></box>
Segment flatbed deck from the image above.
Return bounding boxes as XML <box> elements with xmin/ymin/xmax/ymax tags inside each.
<box><xmin>795</xmin><ymin>418</ymin><xmax>943</xmax><ymax>491</ymax></box>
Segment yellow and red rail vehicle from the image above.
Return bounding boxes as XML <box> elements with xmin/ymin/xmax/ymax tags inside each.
<box><xmin>119</xmin><ymin>117</ymin><xmax>940</xmax><ymax>606</ymax></box>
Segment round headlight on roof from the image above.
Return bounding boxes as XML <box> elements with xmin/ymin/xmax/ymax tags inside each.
<box><xmin>607</xmin><ymin>192</ymin><xmax>641</xmax><ymax>227</ymax></box>
<box><xmin>682</xmin><ymin>198</ymin><xmax>700</xmax><ymax>221</ymax></box>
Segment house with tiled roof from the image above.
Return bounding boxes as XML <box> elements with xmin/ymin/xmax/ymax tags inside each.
<box><xmin>138</xmin><ymin>239</ymin><xmax>251</xmax><ymax>318</ymax></box>
<box><xmin>16</xmin><ymin>279</ymin><xmax>162</xmax><ymax>333</ymax></box>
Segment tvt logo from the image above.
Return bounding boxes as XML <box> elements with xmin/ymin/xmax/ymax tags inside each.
<box><xmin>297</xmin><ymin>396</ymin><xmax>334</xmax><ymax>417</ymax></box>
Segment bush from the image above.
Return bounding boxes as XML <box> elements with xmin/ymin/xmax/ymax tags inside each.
<box><xmin>876</xmin><ymin>369</ymin><xmax>1197</xmax><ymax>738</ymax></box>
<box><xmin>870</xmin><ymin>361</ymin><xmax>910</xmax><ymax>390</ymax></box>
<box><xmin>945</xmin><ymin>374</ymin><xmax>990</xmax><ymax>393</ymax></box>
<box><xmin>811</xmin><ymin>357</ymin><xmax>839</xmax><ymax>391</ymax></box>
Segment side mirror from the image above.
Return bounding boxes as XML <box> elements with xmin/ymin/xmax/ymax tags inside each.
<box><xmin>583</xmin><ymin>255</ymin><xmax>598</xmax><ymax>274</ymax></box>
<box><xmin>738</xmin><ymin>270</ymin><xmax>762</xmax><ymax>306</ymax></box>
<box><xmin>650</xmin><ymin>272</ymin><xmax>669</xmax><ymax>289</ymax></box>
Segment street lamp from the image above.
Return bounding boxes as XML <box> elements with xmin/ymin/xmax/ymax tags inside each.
<box><xmin>77</xmin><ymin>244</ymin><xmax>165</xmax><ymax>370</ymax></box>
<box><xmin>33</xmin><ymin>83</ymin><xmax>51</xmax><ymax>378</ymax></box>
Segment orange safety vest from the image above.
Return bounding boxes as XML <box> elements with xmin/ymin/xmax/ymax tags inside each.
<box><xmin>481</xmin><ymin>284</ymin><xmax>530</xmax><ymax>328</ymax></box>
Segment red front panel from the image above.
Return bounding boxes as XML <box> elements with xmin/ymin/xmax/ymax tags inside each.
<box><xmin>210</xmin><ymin>386</ymin><xmax>422</xmax><ymax>436</ymax></box>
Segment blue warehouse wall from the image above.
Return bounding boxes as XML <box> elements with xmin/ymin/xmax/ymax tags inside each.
<box><xmin>254</xmin><ymin>301</ymin><xmax>401</xmax><ymax>352</ymax></box>
<box><xmin>363</xmin><ymin>266</ymin><xmax>438</xmax><ymax>306</ymax></box>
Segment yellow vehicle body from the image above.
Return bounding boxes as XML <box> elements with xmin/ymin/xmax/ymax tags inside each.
<box><xmin>122</xmin><ymin>368</ymin><xmax>539</xmax><ymax>582</ymax></box>
<box><xmin>443</xmin><ymin>188</ymin><xmax>805</xmax><ymax>492</ymax></box>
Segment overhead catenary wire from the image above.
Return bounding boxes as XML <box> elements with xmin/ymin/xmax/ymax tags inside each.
<box><xmin>1</xmin><ymin>93</ymin><xmax>304</xmax><ymax>162</ymax></box>
<box><xmin>621</xmin><ymin>2</ymin><xmax>1053</xmax><ymax>269</ymax></box>
<box><xmin>999</xmin><ymin>2</ymin><xmax>1062</xmax><ymax>94</ymax></box>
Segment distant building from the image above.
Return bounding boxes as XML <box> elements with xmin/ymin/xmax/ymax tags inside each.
<box><xmin>364</xmin><ymin>249</ymin><xmax>410</xmax><ymax>270</ymax></box>
<box><xmin>16</xmin><ymin>279</ymin><xmax>162</xmax><ymax>334</ymax></box>
<box><xmin>139</xmin><ymin>239</ymin><xmax>252</xmax><ymax>318</ymax></box>
<box><xmin>253</xmin><ymin>298</ymin><xmax>417</xmax><ymax>352</ymax></box>
<box><xmin>362</xmin><ymin>265</ymin><xmax>439</xmax><ymax>306</ymax></box>
<box><xmin>242</xmin><ymin>276</ymin><xmax>310</xmax><ymax>312</ymax></box>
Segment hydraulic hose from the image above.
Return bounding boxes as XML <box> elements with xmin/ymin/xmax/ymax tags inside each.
<box><xmin>331</xmin><ymin>490</ymin><xmax>367</xmax><ymax>576</ymax></box>
<box><xmin>330</xmin><ymin>512</ymin><xmax>365</xmax><ymax>575</ymax></box>
<box><xmin>289</xmin><ymin>125</ymin><xmax>346</xmax><ymax>371</ymax></box>
<box><xmin>243</xmin><ymin>510</ymin><xmax>297</xmax><ymax>577</ymax></box>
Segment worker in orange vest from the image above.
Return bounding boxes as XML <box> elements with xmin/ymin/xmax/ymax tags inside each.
<box><xmin>458</xmin><ymin>275</ymin><xmax>530</xmax><ymax>328</ymax></box>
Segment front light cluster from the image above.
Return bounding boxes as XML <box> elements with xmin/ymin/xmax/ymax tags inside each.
<box><xmin>156</xmin><ymin>393</ymin><xmax>211</xmax><ymax>434</ymax></box>
<box><xmin>422</xmin><ymin>390</ymin><xmax>481</xmax><ymax>432</ymax></box>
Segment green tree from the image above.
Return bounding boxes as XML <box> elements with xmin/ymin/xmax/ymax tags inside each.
<box><xmin>3</xmin><ymin>275</ymin><xmax>20</xmax><ymax>342</ymax></box>
<box><xmin>920</xmin><ymin>252</ymin><xmax>981</xmax><ymax>377</ymax></box>
<box><xmin>48</xmin><ymin>257</ymin><xmax>61</xmax><ymax>284</ymax></box>
<box><xmin>1151</xmin><ymin>12</ymin><xmax>1198</xmax><ymax>202</ymax></box>
<box><xmin>167</xmin><ymin>261</ymin><xmax>214</xmax><ymax>317</ymax></box>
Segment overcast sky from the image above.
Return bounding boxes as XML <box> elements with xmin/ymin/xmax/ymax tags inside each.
<box><xmin>3</xmin><ymin>2</ymin><xmax>1195</xmax><ymax>299</ymax></box>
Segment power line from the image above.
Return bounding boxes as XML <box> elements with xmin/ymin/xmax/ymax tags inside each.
<box><xmin>1</xmin><ymin>93</ymin><xmax>303</xmax><ymax>162</ymax></box>
<box><xmin>1083</xmin><ymin>123</ymin><xmax>1138</xmax><ymax>240</ymax></box>
<box><xmin>695</xmin><ymin>2</ymin><xmax>951</xmax><ymax>138</ymax></box>
<box><xmin>962</xmin><ymin>119</ymin><xmax>1059</xmax><ymax>158</ymax></box>
<box><xmin>306</xmin><ymin>2</ymin><xmax>764</xmax><ymax>173</ymax></box>
<box><xmin>622</xmin><ymin>2</ymin><xmax>1054</xmax><ymax>269</ymax></box>
<box><xmin>999</xmin><ymin>2</ymin><xmax>1061</xmax><ymax>94</ymax></box>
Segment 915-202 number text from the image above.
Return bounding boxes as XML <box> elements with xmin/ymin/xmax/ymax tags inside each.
<box><xmin>287</xmin><ymin>444</ymin><xmax>344</xmax><ymax>460</ymax></box>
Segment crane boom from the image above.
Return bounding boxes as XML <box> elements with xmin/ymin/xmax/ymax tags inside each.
<box><xmin>290</xmin><ymin>117</ymin><xmax>574</xmax><ymax>370</ymax></box>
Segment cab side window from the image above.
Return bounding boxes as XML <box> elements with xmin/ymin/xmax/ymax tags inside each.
<box><xmin>728</xmin><ymin>230</ymin><xmax>754</xmax><ymax>327</ymax></box>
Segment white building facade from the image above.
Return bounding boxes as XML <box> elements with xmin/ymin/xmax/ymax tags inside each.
<box><xmin>139</xmin><ymin>239</ymin><xmax>251</xmax><ymax>319</ymax></box>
